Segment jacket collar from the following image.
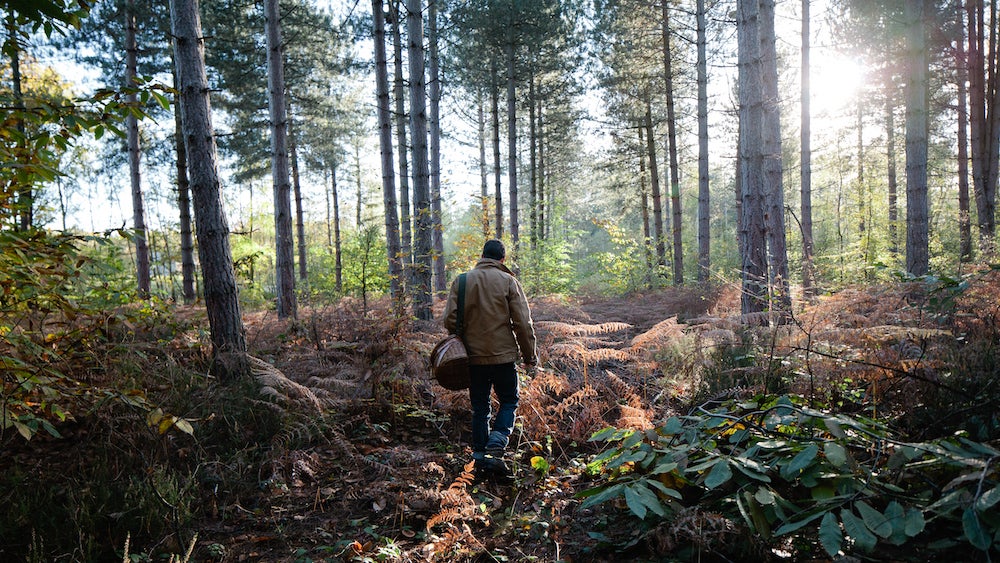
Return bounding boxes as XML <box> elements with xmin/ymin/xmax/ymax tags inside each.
<box><xmin>474</xmin><ymin>257</ymin><xmax>515</xmax><ymax>276</ymax></box>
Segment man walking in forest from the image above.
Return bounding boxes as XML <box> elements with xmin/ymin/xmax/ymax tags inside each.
<box><xmin>444</xmin><ymin>239</ymin><xmax>537</xmax><ymax>477</ymax></box>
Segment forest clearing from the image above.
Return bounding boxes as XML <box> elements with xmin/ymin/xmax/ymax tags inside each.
<box><xmin>5</xmin><ymin>0</ymin><xmax>1000</xmax><ymax>560</ymax></box>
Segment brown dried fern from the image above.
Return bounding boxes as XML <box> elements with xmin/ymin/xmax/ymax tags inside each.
<box><xmin>425</xmin><ymin>460</ymin><xmax>481</xmax><ymax>532</ymax></box>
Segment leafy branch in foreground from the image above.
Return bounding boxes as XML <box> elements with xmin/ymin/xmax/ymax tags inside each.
<box><xmin>578</xmin><ymin>395</ymin><xmax>1000</xmax><ymax>557</ymax></box>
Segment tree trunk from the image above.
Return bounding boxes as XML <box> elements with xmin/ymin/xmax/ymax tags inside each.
<box><xmin>645</xmin><ymin>101</ymin><xmax>666</xmax><ymax>268</ymax></box>
<box><xmin>696</xmin><ymin>0</ymin><xmax>711</xmax><ymax>283</ymax></box>
<box><xmin>478</xmin><ymin>88</ymin><xmax>490</xmax><ymax>237</ymax></box>
<box><xmin>173</xmin><ymin>66</ymin><xmax>197</xmax><ymax>304</ymax></box>
<box><xmin>355</xmin><ymin>146</ymin><xmax>364</xmax><ymax>228</ymax></box>
<box><xmin>332</xmin><ymin>164</ymin><xmax>343</xmax><ymax>292</ymax></box>
<box><xmin>529</xmin><ymin>63</ymin><xmax>537</xmax><ymax>251</ymax></box>
<box><xmin>491</xmin><ymin>57</ymin><xmax>503</xmax><ymax>239</ymax></box>
<box><xmin>800</xmin><ymin>0</ymin><xmax>815</xmax><ymax>296</ymax></box>
<box><xmin>760</xmin><ymin>0</ymin><xmax>790</xmax><ymax>321</ymax></box>
<box><xmin>289</xmin><ymin>113</ymin><xmax>307</xmax><ymax>283</ymax></box>
<box><xmin>7</xmin><ymin>15</ymin><xmax>30</xmax><ymax>230</ymax></box>
<box><xmin>661</xmin><ymin>1</ymin><xmax>683</xmax><ymax>285</ymax></box>
<box><xmin>126</xmin><ymin>0</ymin><xmax>151</xmax><ymax>299</ymax></box>
<box><xmin>390</xmin><ymin>0</ymin><xmax>412</xmax><ymax>279</ymax></box>
<box><xmin>170</xmin><ymin>0</ymin><xmax>247</xmax><ymax>378</ymax></box>
<box><xmin>856</xmin><ymin>100</ymin><xmax>869</xmax><ymax>275</ymax></box>
<box><xmin>265</xmin><ymin>0</ymin><xmax>297</xmax><ymax>319</ymax></box>
<box><xmin>538</xmin><ymin>99</ymin><xmax>546</xmax><ymax>240</ymax></box>
<box><xmin>639</xmin><ymin>126</ymin><xmax>653</xmax><ymax>287</ymax></box>
<box><xmin>428</xmin><ymin>0</ymin><xmax>446</xmax><ymax>293</ymax></box>
<box><xmin>904</xmin><ymin>0</ymin><xmax>929</xmax><ymax>276</ymax></box>
<box><xmin>506</xmin><ymin>40</ymin><xmax>519</xmax><ymax>257</ymax></box>
<box><xmin>958</xmin><ymin>7</ymin><xmax>972</xmax><ymax>262</ymax></box>
<box><xmin>737</xmin><ymin>0</ymin><xmax>768</xmax><ymax>322</ymax></box>
<box><xmin>325</xmin><ymin>168</ymin><xmax>333</xmax><ymax>251</ymax></box>
<box><xmin>967</xmin><ymin>0</ymin><xmax>996</xmax><ymax>254</ymax></box>
<box><xmin>406</xmin><ymin>0</ymin><xmax>433</xmax><ymax>321</ymax></box>
<box><xmin>887</xmin><ymin>82</ymin><xmax>899</xmax><ymax>256</ymax></box>
<box><xmin>373</xmin><ymin>0</ymin><xmax>403</xmax><ymax>303</ymax></box>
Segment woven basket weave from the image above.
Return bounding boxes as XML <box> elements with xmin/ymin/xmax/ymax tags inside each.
<box><xmin>430</xmin><ymin>335</ymin><xmax>470</xmax><ymax>390</ymax></box>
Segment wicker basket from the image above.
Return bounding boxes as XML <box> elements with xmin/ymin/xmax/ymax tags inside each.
<box><xmin>430</xmin><ymin>335</ymin><xmax>470</xmax><ymax>390</ymax></box>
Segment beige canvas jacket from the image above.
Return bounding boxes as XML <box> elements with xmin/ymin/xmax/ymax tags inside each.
<box><xmin>443</xmin><ymin>258</ymin><xmax>537</xmax><ymax>366</ymax></box>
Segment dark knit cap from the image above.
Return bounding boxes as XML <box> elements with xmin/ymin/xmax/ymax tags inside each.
<box><xmin>482</xmin><ymin>239</ymin><xmax>505</xmax><ymax>260</ymax></box>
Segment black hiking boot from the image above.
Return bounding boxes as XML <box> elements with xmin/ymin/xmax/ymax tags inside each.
<box><xmin>474</xmin><ymin>453</ymin><xmax>512</xmax><ymax>482</ymax></box>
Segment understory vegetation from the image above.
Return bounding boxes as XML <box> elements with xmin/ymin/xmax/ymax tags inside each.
<box><xmin>3</xmin><ymin>235</ymin><xmax>1000</xmax><ymax>562</ymax></box>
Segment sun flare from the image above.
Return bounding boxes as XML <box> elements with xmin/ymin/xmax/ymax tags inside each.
<box><xmin>810</xmin><ymin>55</ymin><xmax>866</xmax><ymax>115</ymax></box>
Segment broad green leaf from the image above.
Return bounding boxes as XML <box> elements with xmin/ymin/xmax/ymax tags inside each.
<box><xmin>578</xmin><ymin>483</ymin><xmax>624</xmax><ymax>508</ymax></box>
<box><xmin>904</xmin><ymin>508</ymin><xmax>925</xmax><ymax>537</ymax></box>
<box><xmin>883</xmin><ymin>501</ymin><xmax>908</xmax><ymax>545</ymax></box>
<box><xmin>755</xmin><ymin>487</ymin><xmax>776</xmax><ymax>505</ymax></box>
<box><xmin>645</xmin><ymin>479</ymin><xmax>683</xmax><ymax>499</ymax></box>
<box><xmin>661</xmin><ymin>417</ymin><xmax>682</xmax><ymax>435</ymax></box>
<box><xmin>823</xmin><ymin>442</ymin><xmax>848</xmax><ymax>468</ymax></box>
<box><xmin>590</xmin><ymin>426</ymin><xmax>618</xmax><ymax>442</ymax></box>
<box><xmin>633</xmin><ymin>483</ymin><xmax>666</xmax><ymax>517</ymax></box>
<box><xmin>624</xmin><ymin>485</ymin><xmax>646</xmax><ymax>519</ymax></box>
<box><xmin>606</xmin><ymin>450</ymin><xmax>646</xmax><ymax>470</ymax></box>
<box><xmin>39</xmin><ymin>418</ymin><xmax>61</xmax><ymax>438</ymax></box>
<box><xmin>781</xmin><ymin>444</ymin><xmax>819</xmax><ymax>480</ymax></box>
<box><xmin>963</xmin><ymin>508</ymin><xmax>991</xmax><ymax>551</ymax></box>
<box><xmin>856</xmin><ymin>501</ymin><xmax>892</xmax><ymax>538</ymax></box>
<box><xmin>824</xmin><ymin>418</ymin><xmax>846</xmax><ymax>439</ymax></box>
<box><xmin>840</xmin><ymin>509</ymin><xmax>877</xmax><ymax>552</ymax></box>
<box><xmin>650</xmin><ymin>461</ymin><xmax>677</xmax><ymax>475</ymax></box>
<box><xmin>704</xmin><ymin>459</ymin><xmax>733</xmax><ymax>489</ymax></box>
<box><xmin>740</xmin><ymin>491</ymin><xmax>772</xmax><ymax>538</ymax></box>
<box><xmin>819</xmin><ymin>512</ymin><xmax>843</xmax><ymax>556</ymax></box>
<box><xmin>774</xmin><ymin>510</ymin><xmax>826</xmax><ymax>536</ymax></box>
<box><xmin>976</xmin><ymin>486</ymin><xmax>1000</xmax><ymax>512</ymax></box>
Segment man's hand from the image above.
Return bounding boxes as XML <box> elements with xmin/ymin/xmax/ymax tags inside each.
<box><xmin>523</xmin><ymin>362</ymin><xmax>539</xmax><ymax>377</ymax></box>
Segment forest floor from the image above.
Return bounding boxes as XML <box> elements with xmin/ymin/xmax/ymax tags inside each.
<box><xmin>4</xmin><ymin>273</ymin><xmax>1000</xmax><ymax>562</ymax></box>
<box><xmin>201</xmin><ymin>286</ymin><xmax>735</xmax><ymax>562</ymax></box>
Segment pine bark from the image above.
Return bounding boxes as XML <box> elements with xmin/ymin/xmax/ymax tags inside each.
<box><xmin>799</xmin><ymin>0</ymin><xmax>815</xmax><ymax>296</ymax></box>
<box><xmin>491</xmin><ymin>57</ymin><xmax>503</xmax><ymax>239</ymax></box>
<box><xmin>169</xmin><ymin>0</ymin><xmax>247</xmax><ymax>378</ymax></box>
<box><xmin>967</xmin><ymin>0</ymin><xmax>996</xmax><ymax>254</ymax></box>
<box><xmin>8</xmin><ymin>15</ymin><xmax>30</xmax><ymax>230</ymax></box>
<box><xmin>661</xmin><ymin>1</ymin><xmax>682</xmax><ymax>285</ymax></box>
<box><xmin>639</xmin><ymin>126</ymin><xmax>653</xmax><ymax>287</ymax></box>
<box><xmin>737</xmin><ymin>0</ymin><xmax>768</xmax><ymax>322</ymax></box>
<box><xmin>645</xmin><ymin>101</ymin><xmax>666</xmax><ymax>268</ymax></box>
<box><xmin>696</xmin><ymin>0</ymin><xmax>711</xmax><ymax>283</ymax></box>
<box><xmin>126</xmin><ymin>0</ymin><xmax>151</xmax><ymax>298</ymax></box>
<box><xmin>506</xmin><ymin>40</ymin><xmax>519</xmax><ymax>256</ymax></box>
<box><xmin>760</xmin><ymin>0</ymin><xmax>790</xmax><ymax>321</ymax></box>
<box><xmin>390</xmin><ymin>0</ymin><xmax>412</xmax><ymax>278</ymax></box>
<box><xmin>289</xmin><ymin>114</ymin><xmax>307</xmax><ymax>282</ymax></box>
<box><xmin>373</xmin><ymin>0</ymin><xmax>403</xmax><ymax>302</ymax></box>
<box><xmin>529</xmin><ymin>64</ymin><xmax>537</xmax><ymax>251</ymax></box>
<box><xmin>265</xmin><ymin>0</ymin><xmax>297</xmax><ymax>318</ymax></box>
<box><xmin>904</xmin><ymin>0</ymin><xmax>929</xmax><ymax>276</ymax></box>
<box><xmin>428</xmin><ymin>0</ymin><xmax>446</xmax><ymax>293</ymax></box>
<box><xmin>332</xmin><ymin>164</ymin><xmax>343</xmax><ymax>292</ymax></box>
<box><xmin>958</xmin><ymin>6</ymin><xmax>972</xmax><ymax>262</ymax></box>
<box><xmin>478</xmin><ymin>89</ymin><xmax>490</xmax><ymax>237</ymax></box>
<box><xmin>406</xmin><ymin>0</ymin><xmax>433</xmax><ymax>320</ymax></box>
<box><xmin>172</xmin><ymin>66</ymin><xmax>197</xmax><ymax>304</ymax></box>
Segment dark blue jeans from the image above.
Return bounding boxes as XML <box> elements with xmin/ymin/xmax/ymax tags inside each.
<box><xmin>469</xmin><ymin>362</ymin><xmax>519</xmax><ymax>456</ymax></box>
